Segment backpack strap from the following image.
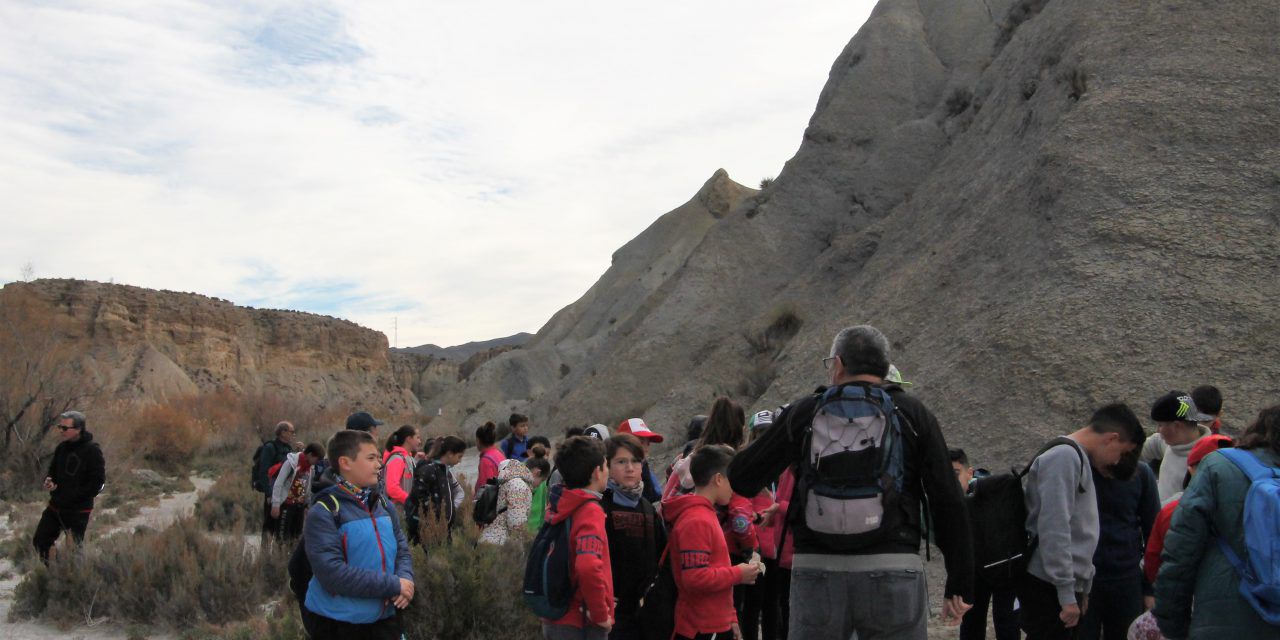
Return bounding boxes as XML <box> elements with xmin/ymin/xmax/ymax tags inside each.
<box><xmin>1218</xmin><ymin>448</ymin><xmax>1278</xmax><ymax>482</ymax></box>
<box><xmin>1021</xmin><ymin>437</ymin><xmax>1088</xmax><ymax>493</ymax></box>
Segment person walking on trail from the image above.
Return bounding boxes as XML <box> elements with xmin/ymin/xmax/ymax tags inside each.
<box><xmin>1078</xmin><ymin>450</ymin><xmax>1160</xmax><ymax>639</ymax></box>
<box><xmin>409</xmin><ymin>435</ymin><xmax>467</xmax><ymax>542</ymax></box>
<box><xmin>272</xmin><ymin>442</ymin><xmax>326</xmax><ymax>541</ymax></box>
<box><xmin>381</xmin><ymin>425</ymin><xmax>421</xmax><ymax>507</ymax></box>
<box><xmin>1141</xmin><ymin>391</ymin><xmax>1214</xmax><ymax>501</ymax></box>
<box><xmin>1153</xmin><ymin>405</ymin><xmax>1280</xmax><ymax>639</ymax></box>
<box><xmin>1019</xmin><ymin>404</ymin><xmax>1145</xmax><ymax>640</ymax></box>
<box><xmin>254</xmin><ymin>420</ymin><xmax>297</xmax><ymax>539</ymax></box>
<box><xmin>500</xmin><ymin>412</ymin><xmax>532</xmax><ymax>461</ymax></box>
<box><xmin>33</xmin><ymin>410</ymin><xmax>105</xmax><ymax>562</ymax></box>
<box><xmin>729</xmin><ymin>324</ymin><xmax>975</xmax><ymax>640</ymax></box>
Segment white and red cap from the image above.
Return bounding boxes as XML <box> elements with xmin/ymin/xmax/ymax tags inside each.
<box><xmin>617</xmin><ymin>418</ymin><xmax>664</xmax><ymax>443</ymax></box>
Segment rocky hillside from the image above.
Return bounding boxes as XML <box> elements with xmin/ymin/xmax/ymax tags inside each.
<box><xmin>429</xmin><ymin>0</ymin><xmax>1280</xmax><ymax>465</ymax></box>
<box><xmin>394</xmin><ymin>333</ymin><xmax>533</xmax><ymax>360</ymax></box>
<box><xmin>0</xmin><ymin>279</ymin><xmax>420</xmax><ymax>413</ymax></box>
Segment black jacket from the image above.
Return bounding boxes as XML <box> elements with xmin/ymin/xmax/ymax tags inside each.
<box><xmin>46</xmin><ymin>430</ymin><xmax>106</xmax><ymax>511</ymax></box>
<box><xmin>602</xmin><ymin>488</ymin><xmax>667</xmax><ymax>616</ymax></box>
<box><xmin>728</xmin><ymin>382</ymin><xmax>974</xmax><ymax>601</ymax></box>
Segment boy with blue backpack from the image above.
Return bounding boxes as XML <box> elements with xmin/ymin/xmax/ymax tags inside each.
<box><xmin>1153</xmin><ymin>404</ymin><xmax>1280</xmax><ymax>637</ymax></box>
<box><xmin>303</xmin><ymin>429</ymin><xmax>414</xmax><ymax>640</ymax></box>
<box><xmin>537</xmin><ymin>435</ymin><xmax>614</xmax><ymax>639</ymax></box>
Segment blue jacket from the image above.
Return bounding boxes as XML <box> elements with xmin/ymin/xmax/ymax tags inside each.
<box><xmin>304</xmin><ymin>485</ymin><xmax>413</xmax><ymax>623</ymax></box>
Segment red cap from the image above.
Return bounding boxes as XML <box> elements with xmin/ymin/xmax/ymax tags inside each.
<box><xmin>1187</xmin><ymin>434</ymin><xmax>1233</xmax><ymax>469</ymax></box>
<box><xmin>617</xmin><ymin>418</ymin><xmax>664</xmax><ymax>443</ymax></box>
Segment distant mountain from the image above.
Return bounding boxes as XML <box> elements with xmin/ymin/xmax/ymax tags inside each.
<box><xmin>394</xmin><ymin>333</ymin><xmax>533</xmax><ymax>360</ymax></box>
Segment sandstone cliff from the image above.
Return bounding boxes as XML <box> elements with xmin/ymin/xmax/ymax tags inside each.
<box><xmin>0</xmin><ymin>279</ymin><xmax>419</xmax><ymax>413</ymax></box>
<box><xmin>431</xmin><ymin>0</ymin><xmax>1280</xmax><ymax>464</ymax></box>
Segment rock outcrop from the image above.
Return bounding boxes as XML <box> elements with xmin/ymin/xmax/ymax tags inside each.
<box><xmin>0</xmin><ymin>279</ymin><xmax>419</xmax><ymax>413</ymax></box>
<box><xmin>431</xmin><ymin>0</ymin><xmax>1280</xmax><ymax>465</ymax></box>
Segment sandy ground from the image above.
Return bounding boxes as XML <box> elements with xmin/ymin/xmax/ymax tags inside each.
<box><xmin>0</xmin><ymin>475</ymin><xmax>214</xmax><ymax>640</ymax></box>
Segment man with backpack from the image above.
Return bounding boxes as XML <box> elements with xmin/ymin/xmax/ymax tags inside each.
<box><xmin>1153</xmin><ymin>404</ymin><xmax>1280</xmax><ymax>638</ymax></box>
<box><xmin>729</xmin><ymin>325</ymin><xmax>974</xmax><ymax>639</ymax></box>
<box><xmin>253</xmin><ymin>420</ymin><xmax>297</xmax><ymax>539</ymax></box>
<box><xmin>1019</xmin><ymin>404</ymin><xmax>1146</xmax><ymax>640</ymax></box>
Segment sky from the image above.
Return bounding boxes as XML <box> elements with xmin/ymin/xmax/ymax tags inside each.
<box><xmin>0</xmin><ymin>0</ymin><xmax>876</xmax><ymax>347</ymax></box>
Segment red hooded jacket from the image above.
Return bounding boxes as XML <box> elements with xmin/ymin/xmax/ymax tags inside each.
<box><xmin>665</xmin><ymin>493</ymin><xmax>744</xmax><ymax>637</ymax></box>
<box><xmin>544</xmin><ymin>488</ymin><xmax>615</xmax><ymax>630</ymax></box>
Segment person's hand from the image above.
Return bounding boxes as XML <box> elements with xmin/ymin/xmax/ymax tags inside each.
<box><xmin>392</xmin><ymin>578</ymin><xmax>414</xmax><ymax>608</ymax></box>
<box><xmin>1143</xmin><ymin>595</ymin><xmax>1155</xmax><ymax>611</ymax></box>
<box><xmin>759</xmin><ymin>503</ymin><xmax>780</xmax><ymax>527</ymax></box>
<box><xmin>294</xmin><ymin>441</ymin><xmax>304</xmax><ymax>451</ymax></box>
<box><xmin>43</xmin><ymin>477</ymin><xmax>56</xmax><ymax>491</ymax></box>
<box><xmin>596</xmin><ymin>615</ymin><xmax>614</xmax><ymax>633</ymax></box>
<box><xmin>270</xmin><ymin>506</ymin><xmax>281</xmax><ymax>519</ymax></box>
<box><xmin>732</xmin><ymin>621</ymin><xmax>743</xmax><ymax>640</ymax></box>
<box><xmin>737</xmin><ymin>562</ymin><xmax>762</xmax><ymax>585</ymax></box>
<box><xmin>941</xmin><ymin>596</ymin><xmax>972</xmax><ymax>626</ymax></box>
<box><xmin>1060</xmin><ymin>602</ymin><xmax>1082</xmax><ymax>628</ymax></box>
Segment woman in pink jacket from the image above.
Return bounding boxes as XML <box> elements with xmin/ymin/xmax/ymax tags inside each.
<box><xmin>382</xmin><ymin>425</ymin><xmax>422</xmax><ymax>507</ymax></box>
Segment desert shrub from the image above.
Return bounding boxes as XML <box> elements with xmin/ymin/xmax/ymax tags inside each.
<box><xmin>759</xmin><ymin>176</ymin><xmax>774</xmax><ymax>189</ymax></box>
<box><xmin>735</xmin><ymin>361</ymin><xmax>778</xmax><ymax>400</ymax></box>
<box><xmin>133</xmin><ymin>403</ymin><xmax>208</xmax><ymax>471</ymax></box>
<box><xmin>9</xmin><ymin>516</ymin><xmax>288</xmax><ymax>627</ymax></box>
<box><xmin>403</xmin><ymin>499</ymin><xmax>541</xmax><ymax>639</ymax></box>
<box><xmin>743</xmin><ymin>305</ymin><xmax>803</xmax><ymax>358</ymax></box>
<box><xmin>195</xmin><ymin>470</ymin><xmax>261</xmax><ymax>532</ymax></box>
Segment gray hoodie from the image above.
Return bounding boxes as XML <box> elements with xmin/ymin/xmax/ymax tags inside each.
<box><xmin>1139</xmin><ymin>425</ymin><xmax>1211</xmax><ymax>501</ymax></box>
<box><xmin>1024</xmin><ymin>438</ymin><xmax>1098</xmax><ymax>606</ymax></box>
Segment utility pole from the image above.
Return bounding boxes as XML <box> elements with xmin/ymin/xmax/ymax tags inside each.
<box><xmin>393</xmin><ymin>316</ymin><xmax>398</xmax><ymax>348</ymax></box>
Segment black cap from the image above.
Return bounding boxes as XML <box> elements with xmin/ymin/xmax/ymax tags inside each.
<box><xmin>1150</xmin><ymin>391</ymin><xmax>1213</xmax><ymax>423</ymax></box>
<box><xmin>345</xmin><ymin>411</ymin><xmax>384</xmax><ymax>431</ymax></box>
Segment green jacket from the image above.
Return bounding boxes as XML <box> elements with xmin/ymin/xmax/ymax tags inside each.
<box><xmin>1153</xmin><ymin>447</ymin><xmax>1279</xmax><ymax>639</ymax></box>
<box><xmin>527</xmin><ymin>480</ymin><xmax>548</xmax><ymax>533</ymax></box>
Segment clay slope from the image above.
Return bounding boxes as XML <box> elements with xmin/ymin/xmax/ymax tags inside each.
<box><xmin>0</xmin><ymin>279</ymin><xmax>419</xmax><ymax>413</ymax></box>
<box><xmin>435</xmin><ymin>0</ymin><xmax>1280</xmax><ymax>465</ymax></box>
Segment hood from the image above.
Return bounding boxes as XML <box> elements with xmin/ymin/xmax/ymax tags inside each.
<box><xmin>662</xmin><ymin>493</ymin><xmax>715</xmax><ymax>525</ymax></box>
<box><xmin>548</xmin><ymin>487</ymin><xmax>601</xmax><ymax>525</ymax></box>
<box><xmin>1168</xmin><ymin>425</ymin><xmax>1213</xmax><ymax>455</ymax></box>
<box><xmin>62</xmin><ymin>430</ymin><xmax>95</xmax><ymax>449</ymax></box>
<box><xmin>499</xmin><ymin>458</ymin><xmax>534</xmax><ymax>484</ymax></box>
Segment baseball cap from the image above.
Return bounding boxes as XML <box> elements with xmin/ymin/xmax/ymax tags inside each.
<box><xmin>748</xmin><ymin>410</ymin><xmax>774</xmax><ymax>431</ymax></box>
<box><xmin>345</xmin><ymin>411</ymin><xmax>384</xmax><ymax>431</ymax></box>
<box><xmin>1187</xmin><ymin>434</ymin><xmax>1233</xmax><ymax>468</ymax></box>
<box><xmin>1150</xmin><ymin>391</ymin><xmax>1213</xmax><ymax>423</ymax></box>
<box><xmin>617</xmin><ymin>418</ymin><xmax>664</xmax><ymax>443</ymax></box>
<box><xmin>584</xmin><ymin>424</ymin><xmax>610</xmax><ymax>441</ymax></box>
<box><xmin>885</xmin><ymin>364</ymin><xmax>912</xmax><ymax>387</ymax></box>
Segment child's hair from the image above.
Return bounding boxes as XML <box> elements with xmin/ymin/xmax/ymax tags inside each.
<box><xmin>948</xmin><ymin>447</ymin><xmax>969</xmax><ymax>467</ymax></box>
<box><xmin>554</xmin><ymin>436</ymin><xmax>606</xmax><ymax>489</ymax></box>
<box><xmin>327</xmin><ymin>429</ymin><xmax>376</xmax><ymax>470</ymax></box>
<box><xmin>607</xmin><ymin>433</ymin><xmax>645</xmax><ymax>461</ymax></box>
<box><xmin>528</xmin><ymin>435</ymin><xmax>552</xmax><ymax>451</ymax></box>
<box><xmin>304</xmin><ymin>442</ymin><xmax>325</xmax><ymax>459</ymax></box>
<box><xmin>690</xmin><ymin>444</ymin><xmax>735</xmax><ymax>487</ymax></box>
<box><xmin>476</xmin><ymin>421</ymin><xmax>498</xmax><ymax>447</ymax></box>
<box><xmin>510</xmin><ymin>413</ymin><xmax>529</xmax><ymax>427</ymax></box>
<box><xmin>386</xmin><ymin>425</ymin><xmax>418</xmax><ymax>451</ymax></box>
<box><xmin>697</xmin><ymin>397</ymin><xmax>746</xmax><ymax>450</ymax></box>
<box><xmin>565</xmin><ymin>425</ymin><xmax>586</xmax><ymax>439</ymax></box>
<box><xmin>528</xmin><ymin>443</ymin><xmax>549</xmax><ymax>460</ymax></box>
<box><xmin>428</xmin><ymin>435</ymin><xmax>467</xmax><ymax>459</ymax></box>
<box><xmin>525</xmin><ymin>456</ymin><xmax>551</xmax><ymax>480</ymax></box>
<box><xmin>1191</xmin><ymin>385</ymin><xmax>1223</xmax><ymax>416</ymax></box>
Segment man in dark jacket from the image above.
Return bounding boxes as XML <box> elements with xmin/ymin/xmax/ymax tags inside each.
<box><xmin>33</xmin><ymin>410</ymin><xmax>106</xmax><ymax>562</ymax></box>
<box><xmin>254</xmin><ymin>421</ymin><xmax>296</xmax><ymax>538</ymax></box>
<box><xmin>1079</xmin><ymin>456</ymin><xmax>1160</xmax><ymax>639</ymax></box>
<box><xmin>729</xmin><ymin>325</ymin><xmax>974</xmax><ymax>639</ymax></box>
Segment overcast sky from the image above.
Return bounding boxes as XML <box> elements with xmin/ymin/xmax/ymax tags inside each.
<box><xmin>1</xmin><ymin>0</ymin><xmax>875</xmax><ymax>347</ymax></box>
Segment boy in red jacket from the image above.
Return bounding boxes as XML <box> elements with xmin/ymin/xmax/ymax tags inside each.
<box><xmin>543</xmin><ymin>436</ymin><xmax>614</xmax><ymax>640</ymax></box>
<box><xmin>665</xmin><ymin>444</ymin><xmax>762</xmax><ymax>640</ymax></box>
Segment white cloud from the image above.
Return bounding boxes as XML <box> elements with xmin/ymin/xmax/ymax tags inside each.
<box><xmin>0</xmin><ymin>0</ymin><xmax>875</xmax><ymax>346</ymax></box>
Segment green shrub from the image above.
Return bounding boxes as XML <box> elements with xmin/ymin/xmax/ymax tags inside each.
<box><xmin>195</xmin><ymin>470</ymin><xmax>261</xmax><ymax>532</ymax></box>
<box><xmin>9</xmin><ymin>517</ymin><xmax>287</xmax><ymax>627</ymax></box>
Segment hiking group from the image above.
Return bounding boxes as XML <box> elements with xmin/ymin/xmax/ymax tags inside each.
<box><xmin>38</xmin><ymin>324</ymin><xmax>1279</xmax><ymax>640</ymax></box>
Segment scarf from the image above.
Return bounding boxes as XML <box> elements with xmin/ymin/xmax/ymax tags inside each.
<box><xmin>609</xmin><ymin>478</ymin><xmax>645</xmax><ymax>508</ymax></box>
<box><xmin>334</xmin><ymin>473</ymin><xmax>373</xmax><ymax>508</ymax></box>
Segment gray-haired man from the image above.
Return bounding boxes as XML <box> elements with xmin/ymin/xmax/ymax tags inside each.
<box><xmin>729</xmin><ymin>325</ymin><xmax>974</xmax><ymax>639</ymax></box>
<box><xmin>33</xmin><ymin>410</ymin><xmax>105</xmax><ymax>562</ymax></box>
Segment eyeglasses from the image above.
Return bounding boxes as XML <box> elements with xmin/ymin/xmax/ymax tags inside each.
<box><xmin>822</xmin><ymin>356</ymin><xmax>838</xmax><ymax>370</ymax></box>
<box><xmin>56</xmin><ymin>425</ymin><xmax>78</xmax><ymax>432</ymax></box>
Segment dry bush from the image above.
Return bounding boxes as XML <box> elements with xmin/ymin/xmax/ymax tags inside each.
<box><xmin>9</xmin><ymin>516</ymin><xmax>288</xmax><ymax>627</ymax></box>
<box><xmin>403</xmin><ymin>498</ymin><xmax>541</xmax><ymax>639</ymax></box>
<box><xmin>195</xmin><ymin>470</ymin><xmax>261</xmax><ymax>532</ymax></box>
<box><xmin>132</xmin><ymin>403</ymin><xmax>208</xmax><ymax>471</ymax></box>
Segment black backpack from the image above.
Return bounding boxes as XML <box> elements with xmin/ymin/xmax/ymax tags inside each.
<box><xmin>251</xmin><ymin>440</ymin><xmax>284</xmax><ymax>493</ymax></box>
<box><xmin>522</xmin><ymin>516</ymin><xmax>575</xmax><ymax>619</ymax></box>
<box><xmin>473</xmin><ymin>477</ymin><xmax>507</xmax><ymax>526</ymax></box>
<box><xmin>967</xmin><ymin>437</ymin><xmax>1086</xmax><ymax>590</ymax></box>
